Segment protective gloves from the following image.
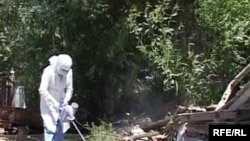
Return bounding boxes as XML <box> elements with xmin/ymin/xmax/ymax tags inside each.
<box><xmin>59</xmin><ymin>104</ymin><xmax>75</xmax><ymax>122</ymax></box>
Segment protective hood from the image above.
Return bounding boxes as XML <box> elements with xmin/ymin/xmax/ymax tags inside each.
<box><xmin>48</xmin><ymin>54</ymin><xmax>72</xmax><ymax>76</ymax></box>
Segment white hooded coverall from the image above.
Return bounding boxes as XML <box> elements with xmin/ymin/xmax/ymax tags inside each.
<box><xmin>39</xmin><ymin>54</ymin><xmax>73</xmax><ymax>133</ymax></box>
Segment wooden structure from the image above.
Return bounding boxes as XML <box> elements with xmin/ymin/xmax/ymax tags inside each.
<box><xmin>0</xmin><ymin>70</ymin><xmax>43</xmax><ymax>135</ymax></box>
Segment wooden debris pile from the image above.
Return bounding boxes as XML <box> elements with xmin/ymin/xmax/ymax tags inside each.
<box><xmin>116</xmin><ymin>63</ymin><xmax>250</xmax><ymax>141</ymax></box>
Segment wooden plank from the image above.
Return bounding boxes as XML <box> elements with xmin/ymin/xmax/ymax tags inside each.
<box><xmin>219</xmin><ymin>80</ymin><xmax>250</xmax><ymax>110</ymax></box>
<box><xmin>228</xmin><ymin>81</ymin><xmax>250</xmax><ymax>110</ymax></box>
<box><xmin>186</xmin><ymin>122</ymin><xmax>209</xmax><ymax>135</ymax></box>
<box><xmin>211</xmin><ymin>121</ymin><xmax>250</xmax><ymax>125</ymax></box>
<box><xmin>215</xmin><ymin>63</ymin><xmax>250</xmax><ymax>111</ymax></box>
<box><xmin>176</xmin><ymin>108</ymin><xmax>250</xmax><ymax>122</ymax></box>
<box><xmin>175</xmin><ymin>111</ymin><xmax>236</xmax><ymax>122</ymax></box>
<box><xmin>141</xmin><ymin>109</ymin><xmax>250</xmax><ymax>132</ymax></box>
<box><xmin>141</xmin><ymin>117</ymin><xmax>172</xmax><ymax>132</ymax></box>
<box><xmin>119</xmin><ymin>131</ymin><xmax>160</xmax><ymax>141</ymax></box>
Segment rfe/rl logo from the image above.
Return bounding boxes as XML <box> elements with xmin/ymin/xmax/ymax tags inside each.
<box><xmin>213</xmin><ymin>129</ymin><xmax>247</xmax><ymax>136</ymax></box>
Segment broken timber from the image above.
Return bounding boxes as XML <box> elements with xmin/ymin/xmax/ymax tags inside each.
<box><xmin>215</xmin><ymin>63</ymin><xmax>250</xmax><ymax>111</ymax></box>
<box><xmin>141</xmin><ymin>108</ymin><xmax>250</xmax><ymax>132</ymax></box>
<box><xmin>120</xmin><ymin>131</ymin><xmax>160</xmax><ymax>141</ymax></box>
<box><xmin>129</xmin><ymin>63</ymin><xmax>250</xmax><ymax>141</ymax></box>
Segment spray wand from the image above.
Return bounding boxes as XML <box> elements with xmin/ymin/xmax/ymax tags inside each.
<box><xmin>70</xmin><ymin>102</ymin><xmax>87</xmax><ymax>141</ymax></box>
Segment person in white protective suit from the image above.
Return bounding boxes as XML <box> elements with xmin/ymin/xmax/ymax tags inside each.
<box><xmin>39</xmin><ymin>54</ymin><xmax>75</xmax><ymax>141</ymax></box>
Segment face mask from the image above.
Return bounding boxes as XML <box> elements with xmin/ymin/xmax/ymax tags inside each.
<box><xmin>58</xmin><ymin>67</ymin><xmax>70</xmax><ymax>76</ymax></box>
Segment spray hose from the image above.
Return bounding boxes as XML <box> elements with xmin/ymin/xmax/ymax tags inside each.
<box><xmin>71</xmin><ymin>120</ymin><xmax>87</xmax><ymax>141</ymax></box>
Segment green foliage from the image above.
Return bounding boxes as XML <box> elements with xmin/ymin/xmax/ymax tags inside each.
<box><xmin>87</xmin><ymin>121</ymin><xmax>117</xmax><ymax>141</ymax></box>
<box><xmin>196</xmin><ymin>0</ymin><xmax>250</xmax><ymax>102</ymax></box>
<box><xmin>127</xmin><ymin>0</ymin><xmax>206</xmax><ymax>105</ymax></box>
<box><xmin>127</xmin><ymin>1</ymin><xmax>177</xmax><ymax>90</ymax></box>
<box><xmin>197</xmin><ymin>0</ymin><xmax>250</xmax><ymax>70</ymax></box>
<box><xmin>126</xmin><ymin>0</ymin><xmax>250</xmax><ymax>105</ymax></box>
